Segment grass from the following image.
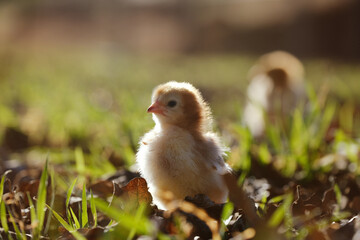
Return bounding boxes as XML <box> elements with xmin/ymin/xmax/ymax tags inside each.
<box><xmin>0</xmin><ymin>160</ymin><xmax>48</xmax><ymax>240</ymax></box>
<box><xmin>0</xmin><ymin>47</ymin><xmax>360</xmax><ymax>239</ymax></box>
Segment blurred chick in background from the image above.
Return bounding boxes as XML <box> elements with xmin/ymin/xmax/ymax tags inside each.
<box><xmin>243</xmin><ymin>51</ymin><xmax>305</xmax><ymax>137</ymax></box>
<box><xmin>136</xmin><ymin>81</ymin><xmax>230</xmax><ymax>209</ymax></box>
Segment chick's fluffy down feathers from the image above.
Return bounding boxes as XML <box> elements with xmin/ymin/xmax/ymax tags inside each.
<box><xmin>137</xmin><ymin>81</ymin><xmax>230</xmax><ymax>209</ymax></box>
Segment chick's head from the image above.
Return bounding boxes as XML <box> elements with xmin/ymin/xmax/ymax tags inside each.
<box><xmin>148</xmin><ymin>81</ymin><xmax>212</xmax><ymax>133</ymax></box>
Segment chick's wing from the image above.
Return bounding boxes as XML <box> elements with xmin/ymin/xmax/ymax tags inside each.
<box><xmin>198</xmin><ymin>132</ymin><xmax>229</xmax><ymax>175</ymax></box>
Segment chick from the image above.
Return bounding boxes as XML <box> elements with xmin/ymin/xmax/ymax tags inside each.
<box><xmin>136</xmin><ymin>81</ymin><xmax>230</xmax><ymax>209</ymax></box>
<box><xmin>243</xmin><ymin>51</ymin><xmax>305</xmax><ymax>137</ymax></box>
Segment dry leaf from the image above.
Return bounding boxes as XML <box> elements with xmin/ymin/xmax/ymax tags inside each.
<box><xmin>121</xmin><ymin>177</ymin><xmax>152</xmax><ymax>205</ymax></box>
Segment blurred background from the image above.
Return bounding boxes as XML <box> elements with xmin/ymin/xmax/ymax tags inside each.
<box><xmin>0</xmin><ymin>0</ymin><xmax>360</xmax><ymax>170</ymax></box>
<box><xmin>1</xmin><ymin>0</ymin><xmax>360</xmax><ymax>58</ymax></box>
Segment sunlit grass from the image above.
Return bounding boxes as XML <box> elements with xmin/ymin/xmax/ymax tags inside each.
<box><xmin>0</xmin><ymin>160</ymin><xmax>50</xmax><ymax>240</ymax></box>
<box><xmin>0</xmin><ymin>171</ymin><xmax>11</xmax><ymax>239</ymax></box>
<box><xmin>0</xmin><ymin>49</ymin><xmax>360</xmax><ymax>239</ymax></box>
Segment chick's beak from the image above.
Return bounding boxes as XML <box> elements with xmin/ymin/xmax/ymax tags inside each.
<box><xmin>147</xmin><ymin>101</ymin><xmax>165</xmax><ymax>115</ymax></box>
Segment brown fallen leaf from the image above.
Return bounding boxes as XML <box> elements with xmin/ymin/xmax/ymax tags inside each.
<box><xmin>121</xmin><ymin>177</ymin><xmax>152</xmax><ymax>205</ymax></box>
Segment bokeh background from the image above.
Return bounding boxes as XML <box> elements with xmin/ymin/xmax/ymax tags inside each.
<box><xmin>2</xmin><ymin>0</ymin><xmax>360</xmax><ymax>58</ymax></box>
<box><xmin>0</xmin><ymin>0</ymin><xmax>360</xmax><ymax>170</ymax></box>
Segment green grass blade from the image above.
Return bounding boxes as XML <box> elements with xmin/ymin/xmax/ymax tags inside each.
<box><xmin>290</xmin><ymin>109</ymin><xmax>306</xmax><ymax>155</ymax></box>
<box><xmin>66</xmin><ymin>178</ymin><xmax>78</xmax><ymax>208</ymax></box>
<box><xmin>258</xmin><ymin>144</ymin><xmax>271</xmax><ymax>165</ymax></box>
<box><xmin>49</xmin><ymin>206</ymin><xmax>73</xmax><ymax>230</ymax></box>
<box><xmin>106</xmin><ymin>219</ymin><xmax>114</xmax><ymax>228</ymax></box>
<box><xmin>47</xmin><ymin>205</ymin><xmax>86</xmax><ymax>240</ymax></box>
<box><xmin>7</xmin><ymin>208</ymin><xmax>26</xmax><ymax>240</ymax></box>
<box><xmin>0</xmin><ymin>170</ymin><xmax>11</xmax><ymax>205</ymax></box>
<box><xmin>310</xmin><ymin>102</ymin><xmax>336</xmax><ymax>150</ymax></box>
<box><xmin>268</xmin><ymin>193</ymin><xmax>293</xmax><ymax>227</ymax></box>
<box><xmin>0</xmin><ymin>173</ymin><xmax>10</xmax><ymax>239</ymax></box>
<box><xmin>44</xmin><ymin>169</ymin><xmax>56</xmax><ymax>235</ymax></box>
<box><xmin>81</xmin><ymin>183</ymin><xmax>88</xmax><ymax>228</ymax></box>
<box><xmin>219</xmin><ymin>202</ymin><xmax>234</xmax><ymax>235</ymax></box>
<box><xmin>90</xmin><ymin>190</ymin><xmax>97</xmax><ymax>227</ymax></box>
<box><xmin>36</xmin><ymin>158</ymin><xmax>49</xmax><ymax>233</ymax></box>
<box><xmin>26</xmin><ymin>193</ymin><xmax>37</xmax><ymax>234</ymax></box>
<box><xmin>66</xmin><ymin>178</ymin><xmax>78</xmax><ymax>225</ymax></box>
<box><xmin>70</xmin><ymin>207</ymin><xmax>81</xmax><ymax>229</ymax></box>
<box><xmin>221</xmin><ymin>202</ymin><xmax>234</xmax><ymax>222</ymax></box>
<box><xmin>127</xmin><ymin>203</ymin><xmax>147</xmax><ymax>240</ymax></box>
<box><xmin>268</xmin><ymin>195</ymin><xmax>285</xmax><ymax>204</ymax></box>
<box><xmin>0</xmin><ymin>200</ymin><xmax>11</xmax><ymax>238</ymax></box>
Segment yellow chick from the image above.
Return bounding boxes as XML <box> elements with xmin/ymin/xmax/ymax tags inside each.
<box><xmin>136</xmin><ymin>81</ymin><xmax>230</xmax><ymax>209</ymax></box>
<box><xmin>243</xmin><ymin>51</ymin><xmax>305</xmax><ymax>137</ymax></box>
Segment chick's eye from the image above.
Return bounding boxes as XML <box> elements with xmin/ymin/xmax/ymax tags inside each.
<box><xmin>167</xmin><ymin>100</ymin><xmax>177</xmax><ymax>107</ymax></box>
